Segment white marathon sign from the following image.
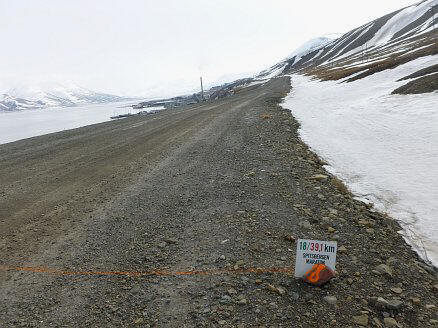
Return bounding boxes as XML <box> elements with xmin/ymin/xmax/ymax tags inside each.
<box><xmin>294</xmin><ymin>239</ymin><xmax>337</xmax><ymax>278</ymax></box>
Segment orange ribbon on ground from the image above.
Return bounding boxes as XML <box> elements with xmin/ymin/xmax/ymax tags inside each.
<box><xmin>0</xmin><ymin>264</ymin><xmax>294</xmax><ymax>278</ymax></box>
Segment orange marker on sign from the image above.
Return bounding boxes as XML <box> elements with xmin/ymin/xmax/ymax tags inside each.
<box><xmin>303</xmin><ymin>264</ymin><xmax>335</xmax><ymax>286</ymax></box>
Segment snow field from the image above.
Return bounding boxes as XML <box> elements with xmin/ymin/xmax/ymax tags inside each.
<box><xmin>283</xmin><ymin>54</ymin><xmax>438</xmax><ymax>266</ymax></box>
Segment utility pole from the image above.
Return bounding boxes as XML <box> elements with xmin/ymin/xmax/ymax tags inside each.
<box><xmin>200</xmin><ymin>77</ymin><xmax>204</xmax><ymax>101</ymax></box>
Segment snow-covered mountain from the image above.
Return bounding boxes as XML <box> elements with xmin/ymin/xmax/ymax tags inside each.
<box><xmin>256</xmin><ymin>37</ymin><xmax>335</xmax><ymax>80</ymax></box>
<box><xmin>285</xmin><ymin>37</ymin><xmax>333</xmax><ymax>62</ymax></box>
<box><xmin>260</xmin><ymin>0</ymin><xmax>437</xmax><ymax>79</ymax></box>
<box><xmin>0</xmin><ymin>94</ymin><xmax>45</xmax><ymax>112</ymax></box>
<box><xmin>1</xmin><ymin>82</ymin><xmax>130</xmax><ymax>111</ymax></box>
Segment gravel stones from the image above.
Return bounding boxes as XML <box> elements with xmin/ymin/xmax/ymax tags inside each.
<box><xmin>298</xmin><ymin>220</ymin><xmax>312</xmax><ymax>229</ymax></box>
<box><xmin>386</xmin><ymin>299</ymin><xmax>403</xmax><ymax>310</ymax></box>
<box><xmin>338</xmin><ymin>245</ymin><xmax>348</xmax><ymax>253</ymax></box>
<box><xmin>227</xmin><ymin>288</ymin><xmax>237</xmax><ymax>295</ymax></box>
<box><xmin>353</xmin><ymin>314</ymin><xmax>369</xmax><ymax>326</ymax></box>
<box><xmin>369</xmin><ymin>296</ymin><xmax>403</xmax><ymax>311</ymax></box>
<box><xmin>307</xmin><ymin>174</ymin><xmax>329</xmax><ymax>181</ymax></box>
<box><xmin>266</xmin><ymin>284</ymin><xmax>286</xmax><ymax>296</ymax></box>
<box><xmin>383</xmin><ymin>317</ymin><xmax>399</xmax><ymax>327</ymax></box>
<box><xmin>323</xmin><ymin>295</ymin><xmax>337</xmax><ymax>305</ymax></box>
<box><xmin>375</xmin><ymin>264</ymin><xmax>393</xmax><ymax>276</ymax></box>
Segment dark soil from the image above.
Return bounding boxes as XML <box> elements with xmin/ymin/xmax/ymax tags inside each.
<box><xmin>397</xmin><ymin>64</ymin><xmax>438</xmax><ymax>81</ymax></box>
<box><xmin>0</xmin><ymin>77</ymin><xmax>437</xmax><ymax>327</ymax></box>
<box><xmin>302</xmin><ymin>31</ymin><xmax>438</xmax><ymax>83</ymax></box>
<box><xmin>345</xmin><ymin>44</ymin><xmax>438</xmax><ymax>83</ymax></box>
<box><xmin>393</xmin><ymin>72</ymin><xmax>438</xmax><ymax>94</ymax></box>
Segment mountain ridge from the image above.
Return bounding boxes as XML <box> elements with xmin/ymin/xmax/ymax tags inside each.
<box><xmin>0</xmin><ymin>83</ymin><xmax>131</xmax><ymax>112</ymax></box>
<box><xmin>258</xmin><ymin>0</ymin><xmax>437</xmax><ymax>81</ymax></box>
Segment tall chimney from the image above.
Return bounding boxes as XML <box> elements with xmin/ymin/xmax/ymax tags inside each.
<box><xmin>200</xmin><ymin>77</ymin><xmax>204</xmax><ymax>101</ymax></box>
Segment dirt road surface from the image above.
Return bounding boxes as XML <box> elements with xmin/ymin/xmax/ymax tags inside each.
<box><xmin>0</xmin><ymin>77</ymin><xmax>436</xmax><ymax>327</ymax></box>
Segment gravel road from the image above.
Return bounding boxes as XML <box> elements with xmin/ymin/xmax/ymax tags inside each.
<box><xmin>0</xmin><ymin>77</ymin><xmax>436</xmax><ymax>327</ymax></box>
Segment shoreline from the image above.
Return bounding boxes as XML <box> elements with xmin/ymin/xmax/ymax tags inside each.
<box><xmin>0</xmin><ymin>100</ymin><xmax>162</xmax><ymax>145</ymax></box>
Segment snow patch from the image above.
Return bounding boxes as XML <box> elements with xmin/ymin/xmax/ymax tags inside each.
<box><xmin>368</xmin><ymin>0</ymin><xmax>436</xmax><ymax>46</ymax></box>
<box><xmin>283</xmin><ymin>54</ymin><xmax>438</xmax><ymax>266</ymax></box>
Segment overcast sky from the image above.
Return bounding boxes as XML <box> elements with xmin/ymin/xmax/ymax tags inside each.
<box><xmin>0</xmin><ymin>0</ymin><xmax>421</xmax><ymax>97</ymax></box>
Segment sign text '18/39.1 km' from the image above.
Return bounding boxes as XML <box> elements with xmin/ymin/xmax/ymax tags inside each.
<box><xmin>298</xmin><ymin>240</ymin><xmax>336</xmax><ymax>253</ymax></box>
<box><xmin>294</xmin><ymin>239</ymin><xmax>337</xmax><ymax>278</ymax></box>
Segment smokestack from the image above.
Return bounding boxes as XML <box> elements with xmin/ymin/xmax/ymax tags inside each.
<box><xmin>200</xmin><ymin>77</ymin><xmax>204</xmax><ymax>101</ymax></box>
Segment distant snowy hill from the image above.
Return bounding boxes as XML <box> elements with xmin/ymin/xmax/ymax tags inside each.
<box><xmin>0</xmin><ymin>94</ymin><xmax>45</xmax><ymax>112</ymax></box>
<box><xmin>1</xmin><ymin>83</ymin><xmax>130</xmax><ymax>111</ymax></box>
<box><xmin>285</xmin><ymin>37</ymin><xmax>333</xmax><ymax>61</ymax></box>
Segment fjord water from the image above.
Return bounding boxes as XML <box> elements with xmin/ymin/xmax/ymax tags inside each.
<box><xmin>0</xmin><ymin>101</ymin><xmax>161</xmax><ymax>145</ymax></box>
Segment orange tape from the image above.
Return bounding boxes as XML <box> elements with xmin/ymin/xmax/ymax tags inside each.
<box><xmin>0</xmin><ymin>264</ymin><xmax>294</xmax><ymax>278</ymax></box>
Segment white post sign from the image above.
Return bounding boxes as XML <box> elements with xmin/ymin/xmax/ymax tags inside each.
<box><xmin>294</xmin><ymin>239</ymin><xmax>337</xmax><ymax>278</ymax></box>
